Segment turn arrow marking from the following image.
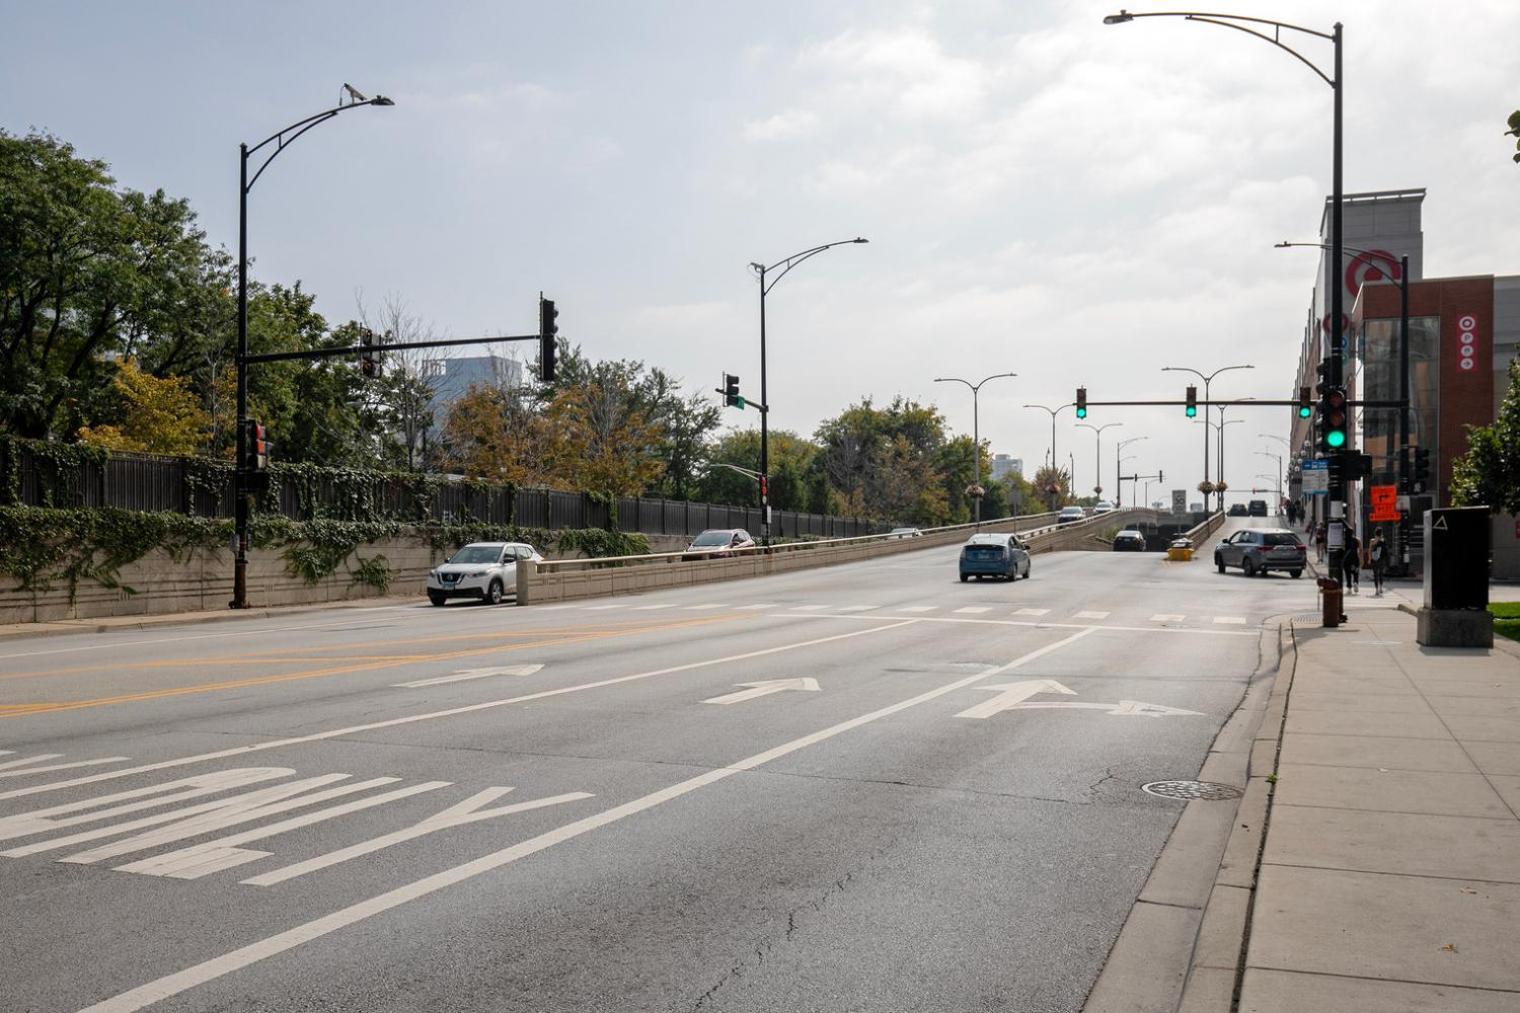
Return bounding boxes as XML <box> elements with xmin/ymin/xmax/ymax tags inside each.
<box><xmin>1003</xmin><ymin>700</ymin><xmax>1204</xmax><ymax>718</ymax></box>
<box><xmin>395</xmin><ymin>665</ymin><xmax>545</xmax><ymax>689</ymax></box>
<box><xmin>702</xmin><ymin>678</ymin><xmax>821</xmax><ymax>706</ymax></box>
<box><xmin>955</xmin><ymin>679</ymin><xmax>1076</xmax><ymax>719</ymax></box>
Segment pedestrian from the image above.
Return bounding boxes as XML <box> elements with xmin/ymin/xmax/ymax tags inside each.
<box><xmin>1369</xmin><ymin>529</ymin><xmax>1387</xmax><ymax>597</ymax></box>
<box><xmin>1314</xmin><ymin>521</ymin><xmax>1327</xmax><ymax>563</ymax></box>
<box><xmin>1342</xmin><ymin>528</ymin><xmax>1361</xmax><ymax>594</ymax></box>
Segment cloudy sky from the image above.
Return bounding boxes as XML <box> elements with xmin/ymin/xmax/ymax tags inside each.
<box><xmin>6</xmin><ymin>1</ymin><xmax>1519</xmax><ymax>502</ymax></box>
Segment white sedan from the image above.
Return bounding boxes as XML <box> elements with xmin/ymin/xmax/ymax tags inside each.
<box><xmin>427</xmin><ymin>542</ymin><xmax>543</xmax><ymax>606</ymax></box>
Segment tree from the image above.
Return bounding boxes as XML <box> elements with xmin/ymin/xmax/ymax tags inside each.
<box><xmin>437</xmin><ymin>383</ymin><xmax>558</xmax><ymax>487</ymax></box>
<box><xmin>814</xmin><ymin>397</ymin><xmax>954</xmax><ymax>525</ymax></box>
<box><xmin>1032</xmin><ymin>464</ymin><xmax>1073</xmax><ymax>510</ymax></box>
<box><xmin>1452</xmin><ymin>358</ymin><xmax>1520</xmax><ymax>513</ymax></box>
<box><xmin>1507</xmin><ymin>110</ymin><xmax>1520</xmax><ymax>164</ymax></box>
<box><xmin>75</xmin><ymin>358</ymin><xmax>209</xmax><ymax>455</ymax></box>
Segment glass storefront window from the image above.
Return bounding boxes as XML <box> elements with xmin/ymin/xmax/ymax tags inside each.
<box><xmin>1359</xmin><ymin>315</ymin><xmax>1439</xmax><ymax>482</ymax></box>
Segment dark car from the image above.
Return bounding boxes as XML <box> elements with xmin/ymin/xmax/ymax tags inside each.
<box><xmin>1227</xmin><ymin>503</ymin><xmax>1248</xmax><ymax>516</ymax></box>
<box><xmin>1248</xmin><ymin>500</ymin><xmax>1269</xmax><ymax>517</ymax></box>
<box><xmin>959</xmin><ymin>533</ymin><xmax>1031</xmax><ymax>582</ymax></box>
<box><xmin>1215</xmin><ymin>528</ymin><xmax>1307</xmax><ymax>578</ymax></box>
<box><xmin>1112</xmin><ymin>529</ymin><xmax>1147</xmax><ymax>552</ymax></box>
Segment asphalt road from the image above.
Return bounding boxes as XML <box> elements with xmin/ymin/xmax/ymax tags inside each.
<box><xmin>0</xmin><ymin>519</ymin><xmax>1340</xmax><ymax>1012</ymax></box>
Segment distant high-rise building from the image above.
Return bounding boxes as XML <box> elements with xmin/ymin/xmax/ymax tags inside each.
<box><xmin>990</xmin><ymin>454</ymin><xmax>1023</xmax><ymax>482</ymax></box>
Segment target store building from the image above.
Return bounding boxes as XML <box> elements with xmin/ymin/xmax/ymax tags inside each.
<box><xmin>1288</xmin><ymin>188</ymin><xmax>1520</xmax><ymax>578</ymax></box>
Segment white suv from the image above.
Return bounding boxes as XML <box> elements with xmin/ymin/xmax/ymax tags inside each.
<box><xmin>427</xmin><ymin>542</ymin><xmax>543</xmax><ymax>606</ymax></box>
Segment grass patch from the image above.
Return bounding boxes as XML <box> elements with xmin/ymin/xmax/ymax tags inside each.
<box><xmin>1491</xmin><ymin>602</ymin><xmax>1520</xmax><ymax>642</ymax></box>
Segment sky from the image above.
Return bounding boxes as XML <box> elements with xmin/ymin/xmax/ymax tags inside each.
<box><xmin>6</xmin><ymin>0</ymin><xmax>1519</xmax><ymax>505</ymax></box>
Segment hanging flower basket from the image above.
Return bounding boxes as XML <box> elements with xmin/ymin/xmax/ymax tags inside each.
<box><xmin>1197</xmin><ymin>480</ymin><xmax>1216</xmax><ymax>495</ymax></box>
<box><xmin>965</xmin><ymin>483</ymin><xmax>986</xmax><ymax>498</ymax></box>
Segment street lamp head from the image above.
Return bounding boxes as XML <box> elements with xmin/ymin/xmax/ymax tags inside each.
<box><xmin>372</xmin><ymin>95</ymin><xmax>395</xmax><ymax>107</ymax></box>
<box><xmin>852</xmin><ymin>237</ymin><xmax>869</xmax><ymax>244</ymax></box>
<box><xmin>1103</xmin><ymin>10</ymin><xmax>1135</xmax><ymax>24</ymax></box>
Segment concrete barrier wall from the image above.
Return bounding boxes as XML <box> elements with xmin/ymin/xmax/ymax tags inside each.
<box><xmin>519</xmin><ymin>509</ymin><xmax>1157</xmax><ymax>605</ymax></box>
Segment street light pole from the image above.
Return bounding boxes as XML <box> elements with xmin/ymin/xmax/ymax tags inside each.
<box><xmin>751</xmin><ymin>238</ymin><xmax>868</xmax><ymax>546</ymax></box>
<box><xmin>936</xmin><ymin>373</ymin><xmax>1017</xmax><ymax>524</ymax></box>
<box><xmin>1076</xmin><ymin>422</ymin><xmax>1123</xmax><ymax>501</ymax></box>
<box><xmin>1162</xmin><ymin>363</ymin><xmax>1254</xmax><ymax>513</ymax></box>
<box><xmin>1114</xmin><ymin>435</ymin><xmax>1148</xmax><ymax>506</ymax></box>
<box><xmin>233</xmin><ymin>86</ymin><xmax>394</xmax><ymax>610</ymax></box>
<box><xmin>1024</xmin><ymin>404</ymin><xmax>1073</xmax><ymax>499</ymax></box>
<box><xmin>1257</xmin><ymin>450</ymin><xmax>1284</xmax><ymax>506</ymax></box>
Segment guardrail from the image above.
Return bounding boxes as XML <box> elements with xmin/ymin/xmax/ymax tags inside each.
<box><xmin>516</xmin><ymin>508</ymin><xmax>1157</xmax><ymax>604</ymax></box>
<box><xmin>1178</xmin><ymin>511</ymin><xmax>1227</xmax><ymax>549</ymax></box>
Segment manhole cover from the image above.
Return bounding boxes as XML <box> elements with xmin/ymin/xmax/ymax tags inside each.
<box><xmin>1141</xmin><ymin>780</ymin><xmax>1244</xmax><ymax>801</ymax></box>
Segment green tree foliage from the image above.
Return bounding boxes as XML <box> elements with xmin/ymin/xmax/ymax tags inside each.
<box><xmin>1452</xmin><ymin>358</ymin><xmax>1520</xmax><ymax>513</ymax></box>
<box><xmin>1032</xmin><ymin>464</ymin><xmax>1074</xmax><ymax>510</ymax></box>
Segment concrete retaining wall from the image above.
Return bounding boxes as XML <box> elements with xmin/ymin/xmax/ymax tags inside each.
<box><xmin>518</xmin><ymin>509</ymin><xmax>1156</xmax><ymax>605</ymax></box>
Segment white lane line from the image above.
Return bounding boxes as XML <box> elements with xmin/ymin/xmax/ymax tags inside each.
<box><xmin>781</xmin><ymin>612</ymin><xmax>1257</xmax><ymax>638</ymax></box>
<box><xmin>394</xmin><ymin>664</ymin><xmax>544</xmax><ymax>689</ymax></box>
<box><xmin>583</xmin><ymin>604</ymin><xmax>627</xmax><ymax>611</ymax></box>
<box><xmin>1212</xmin><ymin>616</ymin><xmax>1247</xmax><ymax>625</ymax></box>
<box><xmin>78</xmin><ymin>627</ymin><xmax>1092</xmax><ymax>1013</ymax></box>
<box><xmin>1073</xmin><ymin>610</ymin><xmax>1110</xmax><ymax>620</ymax></box>
<box><xmin>1150</xmin><ymin>614</ymin><xmax>1185</xmax><ymax>623</ymax></box>
<box><xmin>531</xmin><ymin>604</ymin><xmax>581</xmax><ymax>611</ymax></box>
<box><xmin>1013</xmin><ymin>608</ymin><xmax>1050</xmax><ymax>617</ymax></box>
<box><xmin>788</xmin><ymin>605</ymin><xmax>828</xmax><ymax>612</ymax></box>
<box><xmin>0</xmin><ymin>755</ymin><xmax>130</xmax><ymax>780</ymax></box>
<box><xmin>835</xmin><ymin>606</ymin><xmax>878</xmax><ymax>613</ymax></box>
<box><xmin>953</xmin><ymin>607</ymin><xmax>992</xmax><ymax>615</ymax></box>
<box><xmin>738</xmin><ymin>603</ymin><xmax>778</xmax><ymax>610</ymax></box>
<box><xmin>0</xmin><ymin>621</ymin><xmax>918</xmax><ymax>804</ymax></box>
<box><xmin>632</xmin><ymin>604</ymin><xmax>675</xmax><ymax>611</ymax></box>
<box><xmin>683</xmin><ymin>604</ymin><xmax>729</xmax><ymax>610</ymax></box>
<box><xmin>898</xmin><ymin>606</ymin><xmax>938</xmax><ymax>613</ymax></box>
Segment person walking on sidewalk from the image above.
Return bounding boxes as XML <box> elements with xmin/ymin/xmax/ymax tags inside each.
<box><xmin>1342</xmin><ymin>528</ymin><xmax>1361</xmax><ymax>595</ymax></box>
<box><xmin>1369</xmin><ymin>529</ymin><xmax>1387</xmax><ymax>596</ymax></box>
<box><xmin>1314</xmin><ymin>521</ymin><xmax>1328</xmax><ymax>563</ymax></box>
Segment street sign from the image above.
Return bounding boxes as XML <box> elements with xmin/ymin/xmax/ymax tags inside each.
<box><xmin>1301</xmin><ymin>459</ymin><xmax>1329</xmax><ymax>496</ymax></box>
<box><xmin>1171</xmin><ymin>489</ymin><xmax>1187</xmax><ymax>514</ymax></box>
<box><xmin>1369</xmin><ymin>484</ymin><xmax>1399</xmax><ymax>522</ymax></box>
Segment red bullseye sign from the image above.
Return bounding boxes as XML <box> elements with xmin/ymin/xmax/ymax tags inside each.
<box><xmin>1457</xmin><ymin>311</ymin><xmax>1478</xmax><ymax>372</ymax></box>
<box><xmin>1345</xmin><ymin>249</ymin><xmax>1401</xmax><ymax>297</ymax></box>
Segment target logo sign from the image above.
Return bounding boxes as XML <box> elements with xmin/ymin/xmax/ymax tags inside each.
<box><xmin>1344</xmin><ymin>249</ymin><xmax>1402</xmax><ymax>297</ymax></box>
<box><xmin>1457</xmin><ymin>313</ymin><xmax>1477</xmax><ymax>372</ymax></box>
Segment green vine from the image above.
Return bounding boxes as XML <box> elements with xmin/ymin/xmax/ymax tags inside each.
<box><xmin>350</xmin><ymin>554</ymin><xmax>394</xmax><ymax>594</ymax></box>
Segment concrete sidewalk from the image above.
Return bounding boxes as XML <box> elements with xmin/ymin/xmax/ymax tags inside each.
<box><xmin>0</xmin><ymin>593</ymin><xmax>425</xmax><ymax>641</ymax></box>
<box><xmin>1238</xmin><ymin>607</ymin><xmax>1520</xmax><ymax>1011</ymax></box>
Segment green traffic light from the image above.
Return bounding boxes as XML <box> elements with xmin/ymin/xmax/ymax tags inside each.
<box><xmin>1185</xmin><ymin>406</ymin><xmax>1197</xmax><ymax>418</ymax></box>
<box><xmin>1075</xmin><ymin>408</ymin><xmax>1087</xmax><ymax>419</ymax></box>
<box><xmin>1326</xmin><ymin>429</ymin><xmax>1346</xmax><ymax>448</ymax></box>
<box><xmin>1298</xmin><ymin>406</ymin><xmax>1312</xmax><ymax>418</ymax></box>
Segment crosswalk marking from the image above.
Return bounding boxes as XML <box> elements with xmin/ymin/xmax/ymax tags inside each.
<box><xmin>953</xmin><ymin>607</ymin><xmax>992</xmax><ymax>615</ymax></box>
<box><xmin>632</xmin><ymin>604</ymin><xmax>675</xmax><ymax>610</ymax></box>
<box><xmin>584</xmin><ymin>604</ymin><xmax>626</xmax><ymax>611</ymax></box>
<box><xmin>899</xmin><ymin>606</ymin><xmax>939</xmax><ymax>613</ymax></box>
<box><xmin>1150</xmin><ymin>614</ymin><xmax>1185</xmax><ymax>622</ymax></box>
<box><xmin>1074</xmin><ymin>610</ymin><xmax>1110</xmax><ymax>620</ymax></box>
<box><xmin>788</xmin><ymin>605</ymin><xmax>828</xmax><ymax>612</ymax></box>
<box><xmin>683</xmin><ymin>604</ymin><xmax>729</xmax><ymax>610</ymax></box>
<box><xmin>1212</xmin><ymin>616</ymin><xmax>1247</xmax><ymax>625</ymax></box>
<box><xmin>835</xmin><ymin>606</ymin><xmax>879</xmax><ymax>613</ymax></box>
<box><xmin>1013</xmin><ymin>608</ymin><xmax>1050</xmax><ymax>616</ymax></box>
<box><xmin>738</xmin><ymin>603</ymin><xmax>778</xmax><ymax>610</ymax></box>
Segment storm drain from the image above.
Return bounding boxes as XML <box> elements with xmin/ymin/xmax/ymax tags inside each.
<box><xmin>1141</xmin><ymin>780</ymin><xmax>1244</xmax><ymax>801</ymax></box>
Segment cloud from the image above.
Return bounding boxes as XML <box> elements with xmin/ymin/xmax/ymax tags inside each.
<box><xmin>742</xmin><ymin>109</ymin><xmax>820</xmax><ymax>142</ymax></box>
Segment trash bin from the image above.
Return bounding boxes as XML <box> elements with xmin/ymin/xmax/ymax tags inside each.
<box><xmin>1318</xmin><ymin>577</ymin><xmax>1342</xmax><ymax>628</ymax></box>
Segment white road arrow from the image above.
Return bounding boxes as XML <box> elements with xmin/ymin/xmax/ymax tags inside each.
<box><xmin>955</xmin><ymin>679</ymin><xmax>1076</xmax><ymax>719</ymax></box>
<box><xmin>1002</xmin><ymin>700</ymin><xmax>1203</xmax><ymax>718</ymax></box>
<box><xmin>395</xmin><ymin>665</ymin><xmax>544</xmax><ymax>689</ymax></box>
<box><xmin>703</xmin><ymin>678</ymin><xmax>821</xmax><ymax>706</ymax></box>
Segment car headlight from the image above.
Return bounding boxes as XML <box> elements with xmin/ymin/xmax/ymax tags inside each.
<box><xmin>464</xmin><ymin>570</ymin><xmax>486</xmax><ymax>578</ymax></box>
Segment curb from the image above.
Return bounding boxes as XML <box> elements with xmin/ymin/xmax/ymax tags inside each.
<box><xmin>1082</xmin><ymin>622</ymin><xmax>1291</xmax><ymax>1013</ymax></box>
<box><xmin>0</xmin><ymin>593</ymin><xmax>427</xmax><ymax>642</ymax></box>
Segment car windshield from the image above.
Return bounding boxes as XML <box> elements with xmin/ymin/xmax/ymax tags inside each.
<box><xmin>1263</xmin><ymin>533</ymin><xmax>1302</xmax><ymax>546</ymax></box>
<box><xmin>691</xmin><ymin>531</ymin><xmax>733</xmax><ymax>547</ymax></box>
<box><xmin>448</xmin><ymin>545</ymin><xmax>501</xmax><ymax>564</ymax></box>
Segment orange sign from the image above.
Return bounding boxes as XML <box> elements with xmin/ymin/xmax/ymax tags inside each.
<box><xmin>1369</xmin><ymin>484</ymin><xmax>1399</xmax><ymax>522</ymax></box>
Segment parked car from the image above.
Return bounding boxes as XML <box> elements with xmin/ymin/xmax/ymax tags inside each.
<box><xmin>1057</xmin><ymin>506</ymin><xmax>1087</xmax><ymax>525</ymax></box>
<box><xmin>959</xmin><ymin>533</ymin><xmax>1031</xmax><ymax>582</ymax></box>
<box><xmin>1112</xmin><ymin>529</ymin><xmax>1147</xmax><ymax>552</ymax></box>
<box><xmin>427</xmin><ymin>542</ymin><xmax>543</xmax><ymax>606</ymax></box>
<box><xmin>684</xmin><ymin>528</ymin><xmax>756</xmax><ymax>557</ymax></box>
<box><xmin>1214</xmin><ymin>528</ymin><xmax>1307</xmax><ymax>578</ymax></box>
<box><xmin>1227</xmin><ymin>503</ymin><xmax>1249</xmax><ymax>516</ymax></box>
<box><xmin>1248</xmin><ymin>499</ymin><xmax>1269</xmax><ymax>517</ymax></box>
<box><xmin>888</xmin><ymin>527</ymin><xmax>923</xmax><ymax>539</ymax></box>
<box><xmin>1092</xmin><ymin>500</ymin><xmax>1116</xmax><ymax>515</ymax></box>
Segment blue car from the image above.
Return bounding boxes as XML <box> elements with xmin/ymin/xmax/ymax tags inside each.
<box><xmin>959</xmin><ymin>533</ymin><xmax>1032</xmax><ymax>582</ymax></box>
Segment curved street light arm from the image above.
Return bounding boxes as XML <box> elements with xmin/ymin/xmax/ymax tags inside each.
<box><xmin>244</xmin><ymin>94</ymin><xmax>394</xmax><ymax>193</ymax></box>
<box><xmin>1275</xmin><ymin>241</ymin><xmax>1407</xmax><ymax>292</ymax></box>
<box><xmin>1104</xmin><ymin>10</ymin><xmax>1335</xmax><ymax>86</ymax></box>
<box><xmin>1024</xmin><ymin>403</ymin><xmax>1073</xmax><ymax>416</ymax></box>
<box><xmin>753</xmin><ymin>238</ymin><xmax>868</xmax><ymax>296</ymax></box>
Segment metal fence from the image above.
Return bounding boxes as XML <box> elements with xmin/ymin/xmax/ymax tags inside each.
<box><xmin>0</xmin><ymin>440</ymin><xmax>881</xmax><ymax>538</ymax></box>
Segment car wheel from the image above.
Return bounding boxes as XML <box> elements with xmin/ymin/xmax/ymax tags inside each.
<box><xmin>1023</xmin><ymin>563</ymin><xmax>1031</xmax><ymax>579</ymax></box>
<box><xmin>485</xmin><ymin>579</ymin><xmax>504</xmax><ymax>605</ymax></box>
<box><xmin>960</xmin><ymin>574</ymin><xmax>969</xmax><ymax>583</ymax></box>
<box><xmin>428</xmin><ymin>592</ymin><xmax>446</xmax><ymax>607</ymax></box>
<box><xmin>1215</xmin><ymin>555</ymin><xmax>1225</xmax><ymax>573</ymax></box>
<box><xmin>1290</xmin><ymin>569</ymin><xmax>1303</xmax><ymax>579</ymax></box>
<box><xmin>1242</xmin><ymin>558</ymin><xmax>1257</xmax><ymax>578</ymax></box>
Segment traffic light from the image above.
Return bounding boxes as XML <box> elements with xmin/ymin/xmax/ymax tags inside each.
<box><xmin>1413</xmin><ymin>446</ymin><xmax>1431</xmax><ymax>493</ymax></box>
<box><xmin>241</xmin><ymin>419</ymin><xmax>268</xmax><ymax>472</ymax></box>
<box><xmin>1297</xmin><ymin>385</ymin><xmax>1313</xmax><ymax>419</ymax></box>
<box><xmin>722</xmin><ymin>373</ymin><xmax>744</xmax><ymax>409</ymax></box>
<box><xmin>758</xmin><ymin>474</ymin><xmax>768</xmax><ymax>501</ymax></box>
<box><xmin>1185</xmin><ymin>385</ymin><xmax>1198</xmax><ymax>418</ymax></box>
<box><xmin>360</xmin><ymin>328</ymin><xmax>381</xmax><ymax>379</ymax></box>
<box><xmin>1314</xmin><ymin>359</ymin><xmax>1331</xmax><ymax>396</ymax></box>
<box><xmin>1075</xmin><ymin>386</ymin><xmax>1087</xmax><ymax>419</ymax></box>
<box><xmin>539</xmin><ymin>295</ymin><xmax>558</xmax><ymax>383</ymax></box>
<box><xmin>1321</xmin><ymin>386</ymin><xmax>1348</xmax><ymax>450</ymax></box>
